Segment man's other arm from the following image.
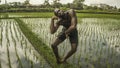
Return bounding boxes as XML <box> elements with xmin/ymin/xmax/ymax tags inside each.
<box><xmin>50</xmin><ymin>16</ymin><xmax>60</xmax><ymax>34</ymax></box>
<box><xmin>65</xmin><ymin>9</ymin><xmax>77</xmax><ymax>35</ymax></box>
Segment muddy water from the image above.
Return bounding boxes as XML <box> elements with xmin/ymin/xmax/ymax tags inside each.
<box><xmin>22</xmin><ymin>18</ymin><xmax>120</xmax><ymax>68</ymax></box>
<box><xmin>0</xmin><ymin>19</ymin><xmax>51</xmax><ymax>68</ymax></box>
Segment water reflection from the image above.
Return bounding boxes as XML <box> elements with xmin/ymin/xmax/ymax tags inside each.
<box><xmin>0</xmin><ymin>19</ymin><xmax>51</xmax><ymax>68</ymax></box>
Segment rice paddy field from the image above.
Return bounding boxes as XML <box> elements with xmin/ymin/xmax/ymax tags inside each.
<box><xmin>0</xmin><ymin>19</ymin><xmax>51</xmax><ymax>68</ymax></box>
<box><xmin>21</xmin><ymin>18</ymin><xmax>120</xmax><ymax>68</ymax></box>
<box><xmin>0</xmin><ymin>13</ymin><xmax>120</xmax><ymax>68</ymax></box>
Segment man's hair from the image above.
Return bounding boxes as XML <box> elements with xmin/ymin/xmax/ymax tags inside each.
<box><xmin>54</xmin><ymin>8</ymin><xmax>60</xmax><ymax>16</ymax></box>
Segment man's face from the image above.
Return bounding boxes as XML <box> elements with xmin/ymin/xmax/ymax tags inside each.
<box><xmin>56</xmin><ymin>10</ymin><xmax>64</xmax><ymax>18</ymax></box>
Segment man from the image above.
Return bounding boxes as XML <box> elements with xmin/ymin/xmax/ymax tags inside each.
<box><xmin>50</xmin><ymin>8</ymin><xmax>78</xmax><ymax>64</ymax></box>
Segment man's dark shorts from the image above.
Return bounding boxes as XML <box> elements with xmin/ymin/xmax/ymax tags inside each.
<box><xmin>57</xmin><ymin>28</ymin><xmax>78</xmax><ymax>44</ymax></box>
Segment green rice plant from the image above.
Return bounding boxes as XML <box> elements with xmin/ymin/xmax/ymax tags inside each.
<box><xmin>9</xmin><ymin>21</ymin><xmax>23</xmax><ymax>68</ymax></box>
<box><xmin>4</xmin><ymin>22</ymin><xmax>11</xmax><ymax>68</ymax></box>
<box><xmin>30</xmin><ymin>60</ymin><xmax>33</xmax><ymax>68</ymax></box>
<box><xmin>15</xmin><ymin>18</ymin><xmax>77</xmax><ymax>68</ymax></box>
<box><xmin>6</xmin><ymin>42</ymin><xmax>12</xmax><ymax>68</ymax></box>
<box><xmin>3</xmin><ymin>13</ymin><xmax>9</xmax><ymax>18</ymax></box>
<box><xmin>15</xmin><ymin>42</ymin><xmax>23</xmax><ymax>68</ymax></box>
<box><xmin>5</xmin><ymin>21</ymin><xmax>12</xmax><ymax>68</ymax></box>
<box><xmin>1</xmin><ymin>12</ymin><xmax>120</xmax><ymax>19</ymax></box>
<box><xmin>16</xmin><ymin>19</ymin><xmax>53</xmax><ymax>66</ymax></box>
<box><xmin>16</xmin><ymin>17</ymin><xmax>120</xmax><ymax>68</ymax></box>
<box><xmin>12</xmin><ymin>22</ymin><xmax>19</xmax><ymax>41</ymax></box>
<box><xmin>0</xmin><ymin>28</ymin><xmax>2</xmax><ymax>46</ymax></box>
<box><xmin>0</xmin><ymin>19</ymin><xmax>19</xmax><ymax>68</ymax></box>
<box><xmin>9</xmin><ymin>20</ymin><xmax>16</xmax><ymax>47</ymax></box>
<box><xmin>0</xmin><ymin>61</ymin><xmax>1</xmax><ymax>68</ymax></box>
<box><xmin>0</xmin><ymin>21</ymin><xmax>8</xmax><ymax>68</ymax></box>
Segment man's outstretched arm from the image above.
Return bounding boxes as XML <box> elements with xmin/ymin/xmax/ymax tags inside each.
<box><xmin>50</xmin><ymin>16</ymin><xmax>60</xmax><ymax>34</ymax></box>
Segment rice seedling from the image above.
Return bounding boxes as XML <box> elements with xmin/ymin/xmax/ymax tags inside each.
<box><xmin>0</xmin><ymin>20</ymin><xmax>2</xmax><ymax>45</ymax></box>
<box><xmin>21</xmin><ymin>18</ymin><xmax>120</xmax><ymax>68</ymax></box>
<box><xmin>1</xmin><ymin>12</ymin><xmax>120</xmax><ymax>68</ymax></box>
<box><xmin>0</xmin><ymin>19</ymin><xmax>51</xmax><ymax>68</ymax></box>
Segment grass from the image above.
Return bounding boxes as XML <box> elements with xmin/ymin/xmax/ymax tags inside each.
<box><xmin>77</xmin><ymin>13</ymin><xmax>120</xmax><ymax>19</ymax></box>
<box><xmin>8</xmin><ymin>12</ymin><xmax>53</xmax><ymax>18</ymax></box>
<box><xmin>15</xmin><ymin>18</ymin><xmax>76</xmax><ymax>68</ymax></box>
<box><xmin>0</xmin><ymin>12</ymin><xmax>120</xmax><ymax>19</ymax></box>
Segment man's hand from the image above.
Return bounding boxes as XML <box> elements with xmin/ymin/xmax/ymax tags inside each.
<box><xmin>65</xmin><ymin>31</ymin><xmax>69</xmax><ymax>38</ymax></box>
<box><xmin>50</xmin><ymin>16</ymin><xmax>60</xmax><ymax>34</ymax></box>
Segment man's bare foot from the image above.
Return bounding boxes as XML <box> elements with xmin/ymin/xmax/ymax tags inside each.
<box><xmin>57</xmin><ymin>58</ymin><xmax>68</xmax><ymax>64</ymax></box>
<box><xmin>57</xmin><ymin>58</ymin><xmax>62</xmax><ymax>64</ymax></box>
<box><xmin>61</xmin><ymin>59</ymin><xmax>67</xmax><ymax>63</ymax></box>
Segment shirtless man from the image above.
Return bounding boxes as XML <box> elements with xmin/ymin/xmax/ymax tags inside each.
<box><xmin>50</xmin><ymin>8</ymin><xmax>78</xmax><ymax>64</ymax></box>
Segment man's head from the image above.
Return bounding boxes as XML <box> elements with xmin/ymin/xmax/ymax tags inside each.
<box><xmin>54</xmin><ymin>8</ymin><xmax>65</xmax><ymax>18</ymax></box>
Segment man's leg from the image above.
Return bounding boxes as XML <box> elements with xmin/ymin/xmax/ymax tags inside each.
<box><xmin>60</xmin><ymin>29</ymin><xmax>78</xmax><ymax>63</ymax></box>
<box><xmin>51</xmin><ymin>38</ymin><xmax>64</xmax><ymax>63</ymax></box>
<box><xmin>61</xmin><ymin>43</ymin><xmax>78</xmax><ymax>63</ymax></box>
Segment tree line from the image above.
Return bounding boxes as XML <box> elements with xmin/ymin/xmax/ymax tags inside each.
<box><xmin>0</xmin><ymin>0</ymin><xmax>120</xmax><ymax>12</ymax></box>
